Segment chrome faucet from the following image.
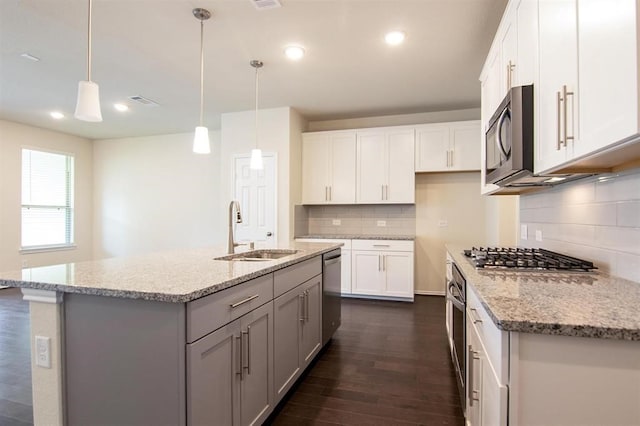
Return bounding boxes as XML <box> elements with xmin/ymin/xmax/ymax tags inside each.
<box><xmin>227</xmin><ymin>201</ymin><xmax>253</xmax><ymax>254</ymax></box>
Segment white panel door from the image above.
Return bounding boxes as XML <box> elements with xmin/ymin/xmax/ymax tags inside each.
<box><xmin>450</xmin><ymin>123</ymin><xmax>481</xmax><ymax>171</ymax></box>
<box><xmin>351</xmin><ymin>251</ymin><xmax>384</xmax><ymax>295</ymax></box>
<box><xmin>577</xmin><ymin>0</ymin><xmax>637</xmax><ymax>157</ymax></box>
<box><xmin>234</xmin><ymin>154</ymin><xmax>276</xmax><ymax>247</ymax></box>
<box><xmin>536</xmin><ymin>0</ymin><xmax>578</xmax><ymax>173</ymax></box>
<box><xmin>356</xmin><ymin>133</ymin><xmax>386</xmax><ymax>203</ymax></box>
<box><xmin>382</xmin><ymin>252</ymin><xmax>413</xmax><ymax>298</ymax></box>
<box><xmin>328</xmin><ymin>132</ymin><xmax>357</xmax><ymax>203</ymax></box>
<box><xmin>301</xmin><ymin>134</ymin><xmax>330</xmax><ymax>204</ymax></box>
<box><xmin>415</xmin><ymin>125</ymin><xmax>450</xmax><ymax>172</ymax></box>
<box><xmin>386</xmin><ymin>130</ymin><xmax>415</xmax><ymax>203</ymax></box>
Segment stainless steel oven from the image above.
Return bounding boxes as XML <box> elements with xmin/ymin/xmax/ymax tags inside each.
<box><xmin>447</xmin><ymin>262</ymin><xmax>466</xmax><ymax>410</ymax></box>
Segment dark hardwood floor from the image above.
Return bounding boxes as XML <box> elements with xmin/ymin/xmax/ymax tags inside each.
<box><xmin>0</xmin><ymin>290</ymin><xmax>462</xmax><ymax>426</ymax></box>
<box><xmin>268</xmin><ymin>296</ymin><xmax>465</xmax><ymax>426</ymax></box>
<box><xmin>0</xmin><ymin>287</ymin><xmax>33</xmax><ymax>426</ymax></box>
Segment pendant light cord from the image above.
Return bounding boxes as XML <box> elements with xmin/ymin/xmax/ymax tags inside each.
<box><xmin>87</xmin><ymin>0</ymin><xmax>92</xmax><ymax>81</ymax></box>
<box><xmin>199</xmin><ymin>19</ymin><xmax>205</xmax><ymax>127</ymax></box>
<box><xmin>255</xmin><ymin>65</ymin><xmax>259</xmax><ymax>148</ymax></box>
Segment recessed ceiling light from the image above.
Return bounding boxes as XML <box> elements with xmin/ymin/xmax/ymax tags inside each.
<box><xmin>284</xmin><ymin>45</ymin><xmax>305</xmax><ymax>60</ymax></box>
<box><xmin>114</xmin><ymin>103</ymin><xmax>129</xmax><ymax>112</ymax></box>
<box><xmin>20</xmin><ymin>53</ymin><xmax>40</xmax><ymax>62</ymax></box>
<box><xmin>50</xmin><ymin>111</ymin><xmax>64</xmax><ymax>119</ymax></box>
<box><xmin>385</xmin><ymin>31</ymin><xmax>406</xmax><ymax>46</ymax></box>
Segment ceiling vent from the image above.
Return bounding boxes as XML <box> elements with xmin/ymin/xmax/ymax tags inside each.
<box><xmin>127</xmin><ymin>95</ymin><xmax>159</xmax><ymax>106</ymax></box>
<box><xmin>251</xmin><ymin>0</ymin><xmax>282</xmax><ymax>10</ymax></box>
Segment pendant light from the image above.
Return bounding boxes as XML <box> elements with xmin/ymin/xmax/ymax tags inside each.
<box><xmin>249</xmin><ymin>60</ymin><xmax>264</xmax><ymax>170</ymax></box>
<box><xmin>74</xmin><ymin>0</ymin><xmax>102</xmax><ymax>122</ymax></box>
<box><xmin>192</xmin><ymin>8</ymin><xmax>212</xmax><ymax>154</ymax></box>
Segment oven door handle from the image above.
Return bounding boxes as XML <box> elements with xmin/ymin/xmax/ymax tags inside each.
<box><xmin>446</xmin><ymin>282</ymin><xmax>465</xmax><ymax>311</ymax></box>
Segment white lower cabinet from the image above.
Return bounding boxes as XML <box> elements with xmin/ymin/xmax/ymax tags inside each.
<box><xmin>273</xmin><ymin>275</ymin><xmax>322</xmax><ymax>401</ymax></box>
<box><xmin>187</xmin><ymin>301</ymin><xmax>273</xmax><ymax>426</ymax></box>
<box><xmin>351</xmin><ymin>239</ymin><xmax>414</xmax><ymax>301</ymax></box>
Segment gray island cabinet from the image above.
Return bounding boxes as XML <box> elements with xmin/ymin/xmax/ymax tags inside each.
<box><xmin>0</xmin><ymin>243</ymin><xmax>339</xmax><ymax>426</ymax></box>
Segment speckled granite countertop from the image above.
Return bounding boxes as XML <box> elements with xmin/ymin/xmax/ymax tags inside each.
<box><xmin>0</xmin><ymin>242</ymin><xmax>341</xmax><ymax>303</ymax></box>
<box><xmin>297</xmin><ymin>234</ymin><xmax>415</xmax><ymax>241</ymax></box>
<box><xmin>447</xmin><ymin>244</ymin><xmax>640</xmax><ymax>341</ymax></box>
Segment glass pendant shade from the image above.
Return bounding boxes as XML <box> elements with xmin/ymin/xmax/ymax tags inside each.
<box><xmin>250</xmin><ymin>148</ymin><xmax>264</xmax><ymax>170</ymax></box>
<box><xmin>74</xmin><ymin>80</ymin><xmax>102</xmax><ymax>122</ymax></box>
<box><xmin>193</xmin><ymin>126</ymin><xmax>211</xmax><ymax>154</ymax></box>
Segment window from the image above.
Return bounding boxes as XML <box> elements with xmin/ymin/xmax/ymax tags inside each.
<box><xmin>21</xmin><ymin>149</ymin><xmax>74</xmax><ymax>249</ymax></box>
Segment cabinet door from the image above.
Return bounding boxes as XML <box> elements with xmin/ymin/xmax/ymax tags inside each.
<box><xmin>536</xmin><ymin>0</ymin><xmax>578</xmax><ymax>173</ymax></box>
<box><xmin>516</xmin><ymin>0</ymin><xmax>538</xmax><ymax>86</ymax></box>
<box><xmin>415</xmin><ymin>125</ymin><xmax>450</xmax><ymax>172</ymax></box>
<box><xmin>382</xmin><ymin>252</ymin><xmax>414</xmax><ymax>298</ymax></box>
<box><xmin>239</xmin><ymin>302</ymin><xmax>273</xmax><ymax>426</ymax></box>
<box><xmin>341</xmin><ymin>249</ymin><xmax>352</xmax><ymax>294</ymax></box>
<box><xmin>450</xmin><ymin>122</ymin><xmax>481</xmax><ymax>171</ymax></box>
<box><xmin>302</xmin><ymin>134</ymin><xmax>330</xmax><ymax>204</ymax></box>
<box><xmin>356</xmin><ymin>132</ymin><xmax>387</xmax><ymax>203</ymax></box>
<box><xmin>577</xmin><ymin>0</ymin><xmax>637</xmax><ymax>157</ymax></box>
<box><xmin>386</xmin><ymin>129</ymin><xmax>415</xmax><ymax>203</ymax></box>
<box><xmin>500</xmin><ymin>10</ymin><xmax>518</xmax><ymax>94</ymax></box>
<box><xmin>273</xmin><ymin>289</ymin><xmax>302</xmax><ymax>401</ymax></box>
<box><xmin>351</xmin><ymin>251</ymin><xmax>384</xmax><ymax>295</ymax></box>
<box><xmin>329</xmin><ymin>133</ymin><xmax>357</xmax><ymax>203</ymax></box>
<box><xmin>187</xmin><ymin>322</ymin><xmax>240</xmax><ymax>426</ymax></box>
<box><xmin>466</xmin><ymin>313</ymin><xmax>482</xmax><ymax>425</ymax></box>
<box><xmin>480</xmin><ymin>357</ymin><xmax>508</xmax><ymax>426</ymax></box>
<box><xmin>300</xmin><ymin>277</ymin><xmax>322</xmax><ymax>366</ymax></box>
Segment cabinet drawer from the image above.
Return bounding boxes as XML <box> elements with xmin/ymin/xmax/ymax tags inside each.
<box><xmin>187</xmin><ymin>274</ymin><xmax>273</xmax><ymax>343</ymax></box>
<box><xmin>351</xmin><ymin>239</ymin><xmax>414</xmax><ymax>252</ymax></box>
<box><xmin>295</xmin><ymin>238</ymin><xmax>352</xmax><ymax>250</ymax></box>
<box><xmin>466</xmin><ymin>284</ymin><xmax>508</xmax><ymax>383</ymax></box>
<box><xmin>274</xmin><ymin>256</ymin><xmax>322</xmax><ymax>298</ymax></box>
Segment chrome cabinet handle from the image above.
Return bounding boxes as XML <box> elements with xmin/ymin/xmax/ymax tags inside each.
<box><xmin>329</xmin><ymin>186</ymin><xmax>332</xmax><ymax>201</ymax></box>
<box><xmin>563</xmin><ymin>84</ymin><xmax>574</xmax><ymax>146</ymax></box>
<box><xmin>325</xmin><ymin>186</ymin><xmax>328</xmax><ymax>201</ymax></box>
<box><xmin>299</xmin><ymin>293</ymin><xmax>305</xmax><ymax>322</ymax></box>
<box><xmin>305</xmin><ymin>289</ymin><xmax>310</xmax><ymax>322</ymax></box>
<box><xmin>236</xmin><ymin>335</ymin><xmax>243</xmax><ymax>378</ymax></box>
<box><xmin>557</xmin><ymin>90</ymin><xmax>563</xmax><ymax>150</ymax></box>
<box><xmin>242</xmin><ymin>327</ymin><xmax>251</xmax><ymax>375</ymax></box>
<box><xmin>469</xmin><ymin>308</ymin><xmax>483</xmax><ymax>324</ymax></box>
<box><xmin>468</xmin><ymin>345</ymin><xmax>474</xmax><ymax>406</ymax></box>
<box><xmin>230</xmin><ymin>294</ymin><xmax>259</xmax><ymax>309</ymax></box>
<box><xmin>450</xmin><ymin>149</ymin><xmax>454</xmax><ymax>167</ymax></box>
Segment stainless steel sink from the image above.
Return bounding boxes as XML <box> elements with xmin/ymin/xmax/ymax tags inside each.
<box><xmin>214</xmin><ymin>249</ymin><xmax>298</xmax><ymax>262</ymax></box>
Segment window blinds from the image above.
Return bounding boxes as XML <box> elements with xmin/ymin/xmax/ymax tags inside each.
<box><xmin>21</xmin><ymin>149</ymin><xmax>74</xmax><ymax>248</ymax></box>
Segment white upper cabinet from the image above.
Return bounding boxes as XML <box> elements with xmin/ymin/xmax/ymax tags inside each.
<box><xmin>357</xmin><ymin>128</ymin><xmax>415</xmax><ymax>204</ymax></box>
<box><xmin>415</xmin><ymin>121</ymin><xmax>481</xmax><ymax>172</ymax></box>
<box><xmin>302</xmin><ymin>131</ymin><xmax>356</xmax><ymax>204</ymax></box>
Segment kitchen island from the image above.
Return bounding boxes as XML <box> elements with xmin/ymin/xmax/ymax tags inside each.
<box><xmin>446</xmin><ymin>244</ymin><xmax>640</xmax><ymax>426</ymax></box>
<box><xmin>0</xmin><ymin>242</ymin><xmax>341</xmax><ymax>426</ymax></box>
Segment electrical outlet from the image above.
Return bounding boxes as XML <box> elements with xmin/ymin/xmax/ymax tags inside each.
<box><xmin>535</xmin><ymin>230</ymin><xmax>543</xmax><ymax>242</ymax></box>
<box><xmin>332</xmin><ymin>219</ymin><xmax>341</xmax><ymax>226</ymax></box>
<box><xmin>521</xmin><ymin>224</ymin><xmax>528</xmax><ymax>240</ymax></box>
<box><xmin>438</xmin><ymin>220</ymin><xmax>448</xmax><ymax>227</ymax></box>
<box><xmin>35</xmin><ymin>336</ymin><xmax>51</xmax><ymax>369</ymax></box>
<box><xmin>376</xmin><ymin>220</ymin><xmax>386</xmax><ymax>227</ymax></box>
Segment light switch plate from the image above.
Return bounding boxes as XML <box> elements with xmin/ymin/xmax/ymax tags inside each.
<box><xmin>535</xmin><ymin>230</ymin><xmax>543</xmax><ymax>242</ymax></box>
<box><xmin>521</xmin><ymin>224</ymin><xmax>528</xmax><ymax>240</ymax></box>
<box><xmin>332</xmin><ymin>219</ymin><xmax>341</xmax><ymax>226</ymax></box>
<box><xmin>438</xmin><ymin>220</ymin><xmax>448</xmax><ymax>227</ymax></box>
<box><xmin>377</xmin><ymin>220</ymin><xmax>386</xmax><ymax>227</ymax></box>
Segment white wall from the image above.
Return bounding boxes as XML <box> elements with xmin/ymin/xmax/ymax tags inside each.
<box><xmin>220</xmin><ymin>107</ymin><xmax>305</xmax><ymax>245</ymax></box>
<box><xmin>0</xmin><ymin>120</ymin><xmax>93</xmax><ymax>271</ymax></box>
<box><xmin>520</xmin><ymin>169</ymin><xmax>640</xmax><ymax>282</ymax></box>
<box><xmin>92</xmin><ymin>131</ymin><xmax>222</xmax><ymax>259</ymax></box>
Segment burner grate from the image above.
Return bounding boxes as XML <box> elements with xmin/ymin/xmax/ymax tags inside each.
<box><xmin>463</xmin><ymin>247</ymin><xmax>596</xmax><ymax>272</ymax></box>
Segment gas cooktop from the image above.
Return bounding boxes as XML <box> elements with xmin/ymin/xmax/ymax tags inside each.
<box><xmin>463</xmin><ymin>247</ymin><xmax>597</xmax><ymax>272</ymax></box>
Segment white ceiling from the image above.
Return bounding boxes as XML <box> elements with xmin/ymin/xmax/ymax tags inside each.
<box><xmin>0</xmin><ymin>0</ymin><xmax>507</xmax><ymax>140</ymax></box>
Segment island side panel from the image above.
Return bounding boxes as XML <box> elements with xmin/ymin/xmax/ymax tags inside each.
<box><xmin>64</xmin><ymin>294</ymin><xmax>186</xmax><ymax>426</ymax></box>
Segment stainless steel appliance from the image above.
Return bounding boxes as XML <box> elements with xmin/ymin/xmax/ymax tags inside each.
<box><xmin>322</xmin><ymin>249</ymin><xmax>342</xmax><ymax>345</ymax></box>
<box><xmin>464</xmin><ymin>247</ymin><xmax>596</xmax><ymax>272</ymax></box>
<box><xmin>447</xmin><ymin>261</ymin><xmax>466</xmax><ymax>410</ymax></box>
<box><xmin>485</xmin><ymin>85</ymin><xmax>591</xmax><ymax>189</ymax></box>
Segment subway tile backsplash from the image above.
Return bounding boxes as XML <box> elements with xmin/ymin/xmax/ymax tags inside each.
<box><xmin>520</xmin><ymin>169</ymin><xmax>640</xmax><ymax>282</ymax></box>
<box><xmin>295</xmin><ymin>204</ymin><xmax>416</xmax><ymax>237</ymax></box>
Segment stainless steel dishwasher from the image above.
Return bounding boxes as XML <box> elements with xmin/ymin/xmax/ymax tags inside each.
<box><xmin>322</xmin><ymin>249</ymin><xmax>342</xmax><ymax>345</ymax></box>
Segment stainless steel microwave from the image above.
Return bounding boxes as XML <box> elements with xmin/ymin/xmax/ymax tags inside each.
<box><xmin>485</xmin><ymin>85</ymin><xmax>534</xmax><ymax>186</ymax></box>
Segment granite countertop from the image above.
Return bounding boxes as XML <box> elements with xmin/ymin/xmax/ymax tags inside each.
<box><xmin>0</xmin><ymin>242</ymin><xmax>342</xmax><ymax>303</ymax></box>
<box><xmin>297</xmin><ymin>234</ymin><xmax>415</xmax><ymax>241</ymax></box>
<box><xmin>446</xmin><ymin>244</ymin><xmax>640</xmax><ymax>341</ymax></box>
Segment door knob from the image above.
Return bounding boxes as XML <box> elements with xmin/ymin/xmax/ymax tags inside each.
<box><xmin>266</xmin><ymin>232</ymin><xmax>273</xmax><ymax>237</ymax></box>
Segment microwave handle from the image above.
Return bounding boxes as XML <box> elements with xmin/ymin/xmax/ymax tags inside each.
<box><xmin>496</xmin><ymin>107</ymin><xmax>511</xmax><ymax>159</ymax></box>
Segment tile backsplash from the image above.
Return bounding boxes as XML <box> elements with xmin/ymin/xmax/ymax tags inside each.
<box><xmin>295</xmin><ymin>204</ymin><xmax>416</xmax><ymax>237</ymax></box>
<box><xmin>520</xmin><ymin>169</ymin><xmax>640</xmax><ymax>282</ymax></box>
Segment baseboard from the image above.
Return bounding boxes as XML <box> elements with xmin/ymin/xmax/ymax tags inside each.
<box><xmin>414</xmin><ymin>290</ymin><xmax>445</xmax><ymax>297</ymax></box>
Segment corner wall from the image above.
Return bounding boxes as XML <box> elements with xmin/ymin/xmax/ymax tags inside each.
<box><xmin>0</xmin><ymin>120</ymin><xmax>93</xmax><ymax>271</ymax></box>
